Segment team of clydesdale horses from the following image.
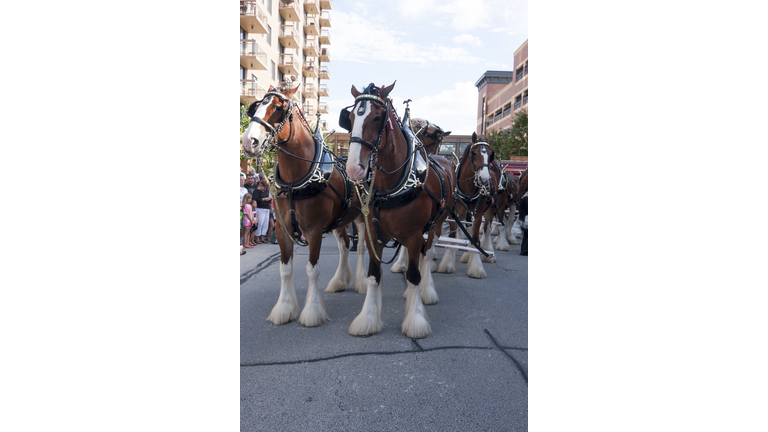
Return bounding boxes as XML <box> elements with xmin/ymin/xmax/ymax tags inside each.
<box><xmin>241</xmin><ymin>82</ymin><xmax>527</xmax><ymax>339</ymax></box>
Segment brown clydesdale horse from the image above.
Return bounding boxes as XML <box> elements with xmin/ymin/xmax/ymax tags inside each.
<box><xmin>241</xmin><ymin>85</ymin><xmax>367</xmax><ymax>328</ymax></box>
<box><xmin>343</xmin><ymin>82</ymin><xmax>455</xmax><ymax>339</ymax></box>
<box><xmin>437</xmin><ymin>132</ymin><xmax>499</xmax><ymax>279</ymax></box>
<box><xmin>389</xmin><ymin>117</ymin><xmax>452</xmax><ymax>275</ymax></box>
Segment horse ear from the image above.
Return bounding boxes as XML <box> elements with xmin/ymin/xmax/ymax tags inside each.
<box><xmin>351</xmin><ymin>85</ymin><xmax>361</xmax><ymax>98</ymax></box>
<box><xmin>443</xmin><ymin>131</ymin><xmax>452</xmax><ymax>137</ymax></box>
<box><xmin>489</xmin><ymin>149</ymin><xmax>496</xmax><ymax>163</ymax></box>
<box><xmin>284</xmin><ymin>84</ymin><xmax>300</xmax><ymax>98</ymax></box>
<box><xmin>472</xmin><ymin>132</ymin><xmax>477</xmax><ymax>143</ymax></box>
<box><xmin>379</xmin><ymin>81</ymin><xmax>396</xmax><ymax>98</ymax></box>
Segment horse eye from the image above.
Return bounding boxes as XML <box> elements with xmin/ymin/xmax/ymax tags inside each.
<box><xmin>373</xmin><ymin>115</ymin><xmax>381</xmax><ymax>122</ymax></box>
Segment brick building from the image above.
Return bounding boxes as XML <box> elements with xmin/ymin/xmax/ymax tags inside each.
<box><xmin>475</xmin><ymin>39</ymin><xmax>528</xmax><ymax>136</ymax></box>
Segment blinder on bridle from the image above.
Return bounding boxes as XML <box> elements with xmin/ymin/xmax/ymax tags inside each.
<box><xmin>342</xmin><ymin>88</ymin><xmax>390</xmax><ymax>151</ymax></box>
<box><xmin>248</xmin><ymin>91</ymin><xmax>295</xmax><ymax>141</ymax></box>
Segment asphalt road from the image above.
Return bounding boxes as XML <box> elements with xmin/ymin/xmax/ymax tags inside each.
<box><xmin>241</xmin><ymin>230</ymin><xmax>528</xmax><ymax>431</ymax></box>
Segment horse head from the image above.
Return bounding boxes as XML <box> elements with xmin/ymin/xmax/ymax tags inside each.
<box><xmin>461</xmin><ymin>131</ymin><xmax>495</xmax><ymax>185</ymax></box>
<box><xmin>413</xmin><ymin>118</ymin><xmax>451</xmax><ymax>154</ymax></box>
<box><xmin>344</xmin><ymin>82</ymin><xmax>396</xmax><ymax>181</ymax></box>
<box><xmin>241</xmin><ymin>85</ymin><xmax>300</xmax><ymax>158</ymax></box>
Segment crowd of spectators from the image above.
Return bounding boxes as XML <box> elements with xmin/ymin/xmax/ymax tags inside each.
<box><xmin>241</xmin><ymin>169</ymin><xmax>278</xmax><ymax>255</ymax></box>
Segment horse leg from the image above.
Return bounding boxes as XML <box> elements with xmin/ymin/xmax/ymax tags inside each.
<box><xmin>481</xmin><ymin>208</ymin><xmax>497</xmax><ymax>263</ymax></box>
<box><xmin>467</xmin><ymin>211</ymin><xmax>487</xmax><ymax>279</ymax></box>
<box><xmin>507</xmin><ymin>204</ymin><xmax>518</xmax><ymax>245</ymax></box>
<box><xmin>298</xmin><ymin>231</ymin><xmax>329</xmax><ymax>327</ymax></box>
<box><xmin>429</xmin><ymin>230</ymin><xmax>438</xmax><ymax>272</ymax></box>
<box><xmin>349</xmin><ymin>242</ymin><xmax>384</xmax><ymax>336</ymax></box>
<box><xmin>353</xmin><ymin>218</ymin><xmax>368</xmax><ymax>294</ymax></box>
<box><xmin>390</xmin><ymin>242</ymin><xmax>408</xmax><ymax>273</ymax></box>
<box><xmin>325</xmin><ymin>227</ymin><xmax>352</xmax><ymax>293</ymax></box>
<box><xmin>419</xmin><ymin>231</ymin><xmax>438</xmax><ymax>305</ymax></box>
<box><xmin>491</xmin><ymin>214</ymin><xmax>500</xmax><ymax>236</ymax></box>
<box><xmin>266</xmin><ymin>221</ymin><xmax>299</xmax><ymax>325</ymax></box>
<box><xmin>402</xmin><ymin>236</ymin><xmax>431</xmax><ymax>339</ymax></box>
<box><xmin>495</xmin><ymin>210</ymin><xmax>511</xmax><ymax>251</ymax></box>
<box><xmin>437</xmin><ymin>220</ymin><xmax>457</xmax><ymax>274</ymax></box>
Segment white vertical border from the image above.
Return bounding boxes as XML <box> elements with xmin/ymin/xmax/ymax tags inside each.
<box><xmin>1</xmin><ymin>1</ymin><xmax>238</xmax><ymax>430</ymax></box>
<box><xmin>535</xmin><ymin>0</ymin><xmax>768</xmax><ymax>430</ymax></box>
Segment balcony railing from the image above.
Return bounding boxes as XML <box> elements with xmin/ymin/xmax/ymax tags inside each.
<box><xmin>304</xmin><ymin>0</ymin><xmax>320</xmax><ymax>14</ymax></box>
<box><xmin>279</xmin><ymin>0</ymin><xmax>301</xmax><ymax>21</ymax></box>
<box><xmin>240</xmin><ymin>39</ymin><xmax>268</xmax><ymax>69</ymax></box>
<box><xmin>304</xmin><ymin>15</ymin><xmax>319</xmax><ymax>35</ymax></box>
<box><xmin>303</xmin><ymin>83</ymin><xmax>316</xmax><ymax>94</ymax></box>
<box><xmin>320</xmin><ymin>0</ymin><xmax>332</xmax><ymax>10</ymax></box>
<box><xmin>514</xmin><ymin>100</ymin><xmax>521</xmax><ymax>109</ymax></box>
<box><xmin>516</xmin><ymin>72</ymin><xmax>523</xmax><ymax>80</ymax></box>
<box><xmin>525</xmin><ymin>65</ymin><xmax>528</xmax><ymax>75</ymax></box>
<box><xmin>523</xmin><ymin>96</ymin><xmax>528</xmax><ymax>105</ymax></box>
<box><xmin>279</xmin><ymin>53</ymin><xmax>299</xmax><ymax>72</ymax></box>
<box><xmin>319</xmin><ymin>65</ymin><xmax>329</xmax><ymax>78</ymax></box>
<box><xmin>240</xmin><ymin>79</ymin><xmax>267</xmax><ymax>101</ymax></box>
<box><xmin>503</xmin><ymin>106</ymin><xmax>511</xmax><ymax>117</ymax></box>
<box><xmin>319</xmin><ymin>84</ymin><xmax>329</xmax><ymax>96</ymax></box>
<box><xmin>320</xmin><ymin>10</ymin><xmax>331</xmax><ymax>27</ymax></box>
<box><xmin>240</xmin><ymin>1</ymin><xmax>268</xmax><ymax>34</ymax></box>
<box><xmin>320</xmin><ymin>29</ymin><xmax>331</xmax><ymax>44</ymax></box>
<box><xmin>318</xmin><ymin>102</ymin><xmax>328</xmax><ymax>113</ymax></box>
<box><xmin>494</xmin><ymin>112</ymin><xmax>502</xmax><ymax>123</ymax></box>
<box><xmin>304</xmin><ymin>38</ymin><xmax>319</xmax><ymax>56</ymax></box>
<box><xmin>303</xmin><ymin>61</ymin><xmax>318</xmax><ymax>77</ymax></box>
<box><xmin>320</xmin><ymin>47</ymin><xmax>330</xmax><ymax>62</ymax></box>
<box><xmin>279</xmin><ymin>25</ymin><xmax>301</xmax><ymax>49</ymax></box>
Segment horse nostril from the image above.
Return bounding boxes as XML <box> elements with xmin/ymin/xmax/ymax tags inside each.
<box><xmin>357</xmin><ymin>164</ymin><xmax>364</xmax><ymax>172</ymax></box>
<box><xmin>251</xmin><ymin>137</ymin><xmax>258</xmax><ymax>147</ymax></box>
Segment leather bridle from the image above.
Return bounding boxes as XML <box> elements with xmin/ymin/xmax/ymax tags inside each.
<box><xmin>248</xmin><ymin>91</ymin><xmax>296</xmax><ymax>149</ymax></box>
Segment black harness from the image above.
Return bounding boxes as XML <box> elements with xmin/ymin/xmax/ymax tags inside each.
<box><xmin>455</xmin><ymin>142</ymin><xmax>496</xmax><ymax>220</ymax></box>
<box><xmin>344</xmin><ymin>85</ymin><xmax>451</xmax><ymax>262</ymax></box>
<box><xmin>248</xmin><ymin>91</ymin><xmax>354</xmax><ymax>247</ymax></box>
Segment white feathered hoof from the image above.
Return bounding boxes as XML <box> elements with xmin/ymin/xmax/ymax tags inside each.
<box><xmin>459</xmin><ymin>251</ymin><xmax>470</xmax><ymax>263</ymax></box>
<box><xmin>298</xmin><ymin>298</ymin><xmax>329</xmax><ymax>327</ymax></box>
<box><xmin>353</xmin><ymin>271</ymin><xmax>367</xmax><ymax>294</ymax></box>
<box><xmin>437</xmin><ymin>249</ymin><xmax>456</xmax><ymax>273</ymax></box>
<box><xmin>390</xmin><ymin>248</ymin><xmax>408</xmax><ymax>273</ymax></box>
<box><xmin>467</xmin><ymin>253</ymin><xmax>487</xmax><ymax>279</ymax></box>
<box><xmin>402</xmin><ymin>285</ymin><xmax>411</xmax><ymax>300</ymax></box>
<box><xmin>491</xmin><ymin>224</ymin><xmax>499</xmax><ymax>236</ymax></box>
<box><xmin>266</xmin><ymin>301</ymin><xmax>299</xmax><ymax>325</ymax></box>
<box><xmin>508</xmin><ymin>234</ymin><xmax>518</xmax><ymax>245</ymax></box>
<box><xmin>401</xmin><ymin>311</ymin><xmax>431</xmax><ymax>339</ymax></box>
<box><xmin>495</xmin><ymin>233</ymin><xmax>511</xmax><ymax>251</ymax></box>
<box><xmin>348</xmin><ymin>312</ymin><xmax>383</xmax><ymax>336</ymax></box>
<box><xmin>430</xmin><ymin>258</ymin><xmax>438</xmax><ymax>273</ymax></box>
<box><xmin>325</xmin><ymin>274</ymin><xmax>349</xmax><ymax>293</ymax></box>
<box><xmin>481</xmin><ymin>254</ymin><xmax>497</xmax><ymax>263</ymax></box>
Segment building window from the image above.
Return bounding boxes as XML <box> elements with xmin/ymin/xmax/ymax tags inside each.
<box><xmin>523</xmin><ymin>90</ymin><xmax>528</xmax><ymax>105</ymax></box>
<box><xmin>459</xmin><ymin>142</ymin><xmax>470</xmax><ymax>156</ymax></box>
<box><xmin>503</xmin><ymin>103</ymin><xmax>511</xmax><ymax>117</ymax></box>
<box><xmin>270</xmin><ymin>60</ymin><xmax>276</xmax><ymax>80</ymax></box>
<box><xmin>514</xmin><ymin>95</ymin><xmax>522</xmax><ymax>110</ymax></box>
<box><xmin>524</xmin><ymin>62</ymin><xmax>528</xmax><ymax>76</ymax></box>
<box><xmin>240</xmin><ymin>65</ymin><xmax>246</xmax><ymax>81</ymax></box>
<box><xmin>438</xmin><ymin>143</ymin><xmax>456</xmax><ymax>157</ymax></box>
<box><xmin>516</xmin><ymin>66</ymin><xmax>524</xmax><ymax>81</ymax></box>
<box><xmin>266</xmin><ymin>0</ymin><xmax>272</xmax><ymax>14</ymax></box>
<box><xmin>266</xmin><ymin>25</ymin><xmax>272</xmax><ymax>46</ymax></box>
<box><xmin>494</xmin><ymin>110</ymin><xmax>502</xmax><ymax>123</ymax></box>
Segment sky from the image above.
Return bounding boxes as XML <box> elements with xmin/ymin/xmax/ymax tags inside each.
<box><xmin>323</xmin><ymin>0</ymin><xmax>528</xmax><ymax>136</ymax></box>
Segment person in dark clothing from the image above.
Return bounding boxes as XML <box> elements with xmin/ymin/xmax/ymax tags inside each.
<box><xmin>245</xmin><ymin>173</ymin><xmax>258</xmax><ymax>196</ymax></box>
<box><xmin>252</xmin><ymin>181</ymin><xmax>273</xmax><ymax>244</ymax></box>
<box><xmin>348</xmin><ymin>222</ymin><xmax>358</xmax><ymax>251</ymax></box>
<box><xmin>519</xmin><ymin>192</ymin><xmax>528</xmax><ymax>256</ymax></box>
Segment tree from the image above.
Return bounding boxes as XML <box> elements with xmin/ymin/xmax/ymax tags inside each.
<box><xmin>483</xmin><ymin>109</ymin><xmax>528</xmax><ymax>159</ymax></box>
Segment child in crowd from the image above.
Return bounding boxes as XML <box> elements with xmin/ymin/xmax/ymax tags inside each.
<box><xmin>241</xmin><ymin>193</ymin><xmax>257</xmax><ymax>248</ymax></box>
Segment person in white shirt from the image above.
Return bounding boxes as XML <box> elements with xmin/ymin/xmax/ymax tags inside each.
<box><xmin>240</xmin><ymin>173</ymin><xmax>248</xmax><ymax>201</ymax></box>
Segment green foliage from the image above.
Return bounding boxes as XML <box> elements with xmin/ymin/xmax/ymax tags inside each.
<box><xmin>484</xmin><ymin>109</ymin><xmax>528</xmax><ymax>159</ymax></box>
<box><xmin>240</xmin><ymin>104</ymin><xmax>250</xmax><ymax>162</ymax></box>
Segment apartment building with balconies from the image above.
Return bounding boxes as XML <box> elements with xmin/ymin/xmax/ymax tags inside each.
<box><xmin>240</xmin><ymin>0</ymin><xmax>332</xmax><ymax>132</ymax></box>
<box><xmin>475</xmin><ymin>39</ymin><xmax>528</xmax><ymax>135</ymax></box>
